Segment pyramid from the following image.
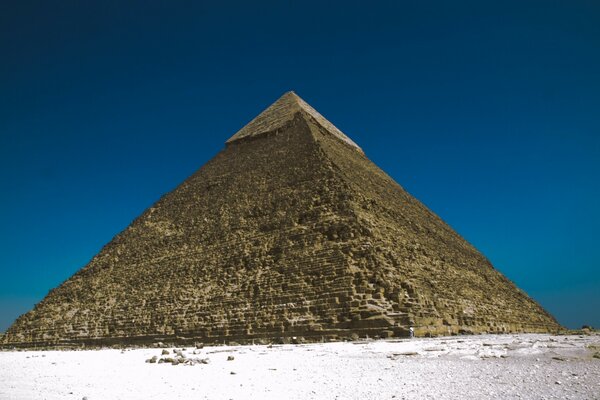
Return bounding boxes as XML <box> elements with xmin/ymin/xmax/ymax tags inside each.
<box><xmin>2</xmin><ymin>91</ymin><xmax>559</xmax><ymax>348</ymax></box>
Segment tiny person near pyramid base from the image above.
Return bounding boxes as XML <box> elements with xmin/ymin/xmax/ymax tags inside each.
<box><xmin>1</xmin><ymin>91</ymin><xmax>560</xmax><ymax>349</ymax></box>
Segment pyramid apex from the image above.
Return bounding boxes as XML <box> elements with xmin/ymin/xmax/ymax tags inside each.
<box><xmin>227</xmin><ymin>91</ymin><xmax>363</xmax><ymax>153</ymax></box>
<box><xmin>281</xmin><ymin>90</ymin><xmax>299</xmax><ymax>98</ymax></box>
<box><xmin>275</xmin><ymin>90</ymin><xmax>302</xmax><ymax>104</ymax></box>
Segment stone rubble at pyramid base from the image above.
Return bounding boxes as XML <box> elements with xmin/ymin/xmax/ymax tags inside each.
<box><xmin>3</xmin><ymin>296</ymin><xmax>557</xmax><ymax>350</ymax></box>
<box><xmin>2</xmin><ymin>325</ymin><xmax>559</xmax><ymax>350</ymax></box>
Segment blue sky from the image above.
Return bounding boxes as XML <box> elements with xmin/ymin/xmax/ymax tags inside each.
<box><xmin>1</xmin><ymin>1</ymin><xmax>598</xmax><ymax>331</ymax></box>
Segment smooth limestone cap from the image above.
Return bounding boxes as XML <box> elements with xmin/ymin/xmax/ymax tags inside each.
<box><xmin>227</xmin><ymin>91</ymin><xmax>363</xmax><ymax>153</ymax></box>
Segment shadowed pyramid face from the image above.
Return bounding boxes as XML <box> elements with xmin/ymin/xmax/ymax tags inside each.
<box><xmin>2</xmin><ymin>92</ymin><xmax>559</xmax><ymax>348</ymax></box>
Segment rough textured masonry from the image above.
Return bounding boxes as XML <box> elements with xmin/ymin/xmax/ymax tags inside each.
<box><xmin>2</xmin><ymin>92</ymin><xmax>560</xmax><ymax>348</ymax></box>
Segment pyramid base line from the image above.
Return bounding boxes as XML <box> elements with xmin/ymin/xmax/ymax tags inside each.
<box><xmin>1</xmin><ymin>323</ymin><xmax>560</xmax><ymax>350</ymax></box>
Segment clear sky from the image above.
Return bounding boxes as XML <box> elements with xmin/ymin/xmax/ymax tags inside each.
<box><xmin>1</xmin><ymin>1</ymin><xmax>599</xmax><ymax>332</ymax></box>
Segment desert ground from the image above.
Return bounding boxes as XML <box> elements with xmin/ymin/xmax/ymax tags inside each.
<box><xmin>1</xmin><ymin>333</ymin><xmax>598</xmax><ymax>400</ymax></box>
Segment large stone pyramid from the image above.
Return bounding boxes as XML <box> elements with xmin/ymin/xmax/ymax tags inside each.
<box><xmin>2</xmin><ymin>92</ymin><xmax>559</xmax><ymax>348</ymax></box>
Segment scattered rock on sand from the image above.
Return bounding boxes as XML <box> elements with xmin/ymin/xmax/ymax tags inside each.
<box><xmin>388</xmin><ymin>351</ymin><xmax>419</xmax><ymax>360</ymax></box>
<box><xmin>185</xmin><ymin>357</ymin><xmax>210</xmax><ymax>366</ymax></box>
<box><xmin>424</xmin><ymin>347</ymin><xmax>445</xmax><ymax>352</ymax></box>
<box><xmin>161</xmin><ymin>349</ymin><xmax>169</xmax><ymax>355</ymax></box>
<box><xmin>227</xmin><ymin>355</ymin><xmax>235</xmax><ymax>361</ymax></box>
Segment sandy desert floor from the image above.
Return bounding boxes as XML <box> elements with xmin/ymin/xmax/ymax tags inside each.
<box><xmin>1</xmin><ymin>333</ymin><xmax>598</xmax><ymax>400</ymax></box>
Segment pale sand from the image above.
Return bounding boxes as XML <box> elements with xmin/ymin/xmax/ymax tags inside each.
<box><xmin>1</xmin><ymin>334</ymin><xmax>598</xmax><ymax>399</ymax></box>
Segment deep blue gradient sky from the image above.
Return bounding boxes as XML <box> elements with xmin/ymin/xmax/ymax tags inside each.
<box><xmin>1</xmin><ymin>1</ymin><xmax>599</xmax><ymax>332</ymax></box>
